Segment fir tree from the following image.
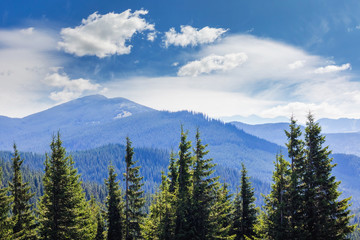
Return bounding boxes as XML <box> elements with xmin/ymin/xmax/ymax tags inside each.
<box><xmin>285</xmin><ymin>116</ymin><xmax>306</xmax><ymax>238</ymax></box>
<box><xmin>105</xmin><ymin>164</ymin><xmax>123</xmax><ymax>240</ymax></box>
<box><xmin>174</xmin><ymin>128</ymin><xmax>193</xmax><ymax>240</ymax></box>
<box><xmin>264</xmin><ymin>153</ymin><xmax>291</xmax><ymax>240</ymax></box>
<box><xmin>38</xmin><ymin>132</ymin><xmax>93</xmax><ymax>240</ymax></box>
<box><xmin>168</xmin><ymin>151</ymin><xmax>178</xmax><ymax>194</ymax></box>
<box><xmin>142</xmin><ymin>172</ymin><xmax>175</xmax><ymax>240</ymax></box>
<box><xmin>9</xmin><ymin>144</ymin><xmax>37</xmax><ymax>239</ymax></box>
<box><xmin>95</xmin><ymin>210</ymin><xmax>106</xmax><ymax>240</ymax></box>
<box><xmin>232</xmin><ymin>163</ymin><xmax>257</xmax><ymax>240</ymax></box>
<box><xmin>209</xmin><ymin>182</ymin><xmax>235</xmax><ymax>240</ymax></box>
<box><xmin>124</xmin><ymin>137</ymin><xmax>145</xmax><ymax>240</ymax></box>
<box><xmin>191</xmin><ymin>129</ymin><xmax>218</xmax><ymax>239</ymax></box>
<box><xmin>0</xmin><ymin>165</ymin><xmax>13</xmax><ymax>240</ymax></box>
<box><xmin>303</xmin><ymin>113</ymin><xmax>354</xmax><ymax>239</ymax></box>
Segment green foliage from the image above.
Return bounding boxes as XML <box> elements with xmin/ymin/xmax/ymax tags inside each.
<box><xmin>263</xmin><ymin>114</ymin><xmax>355</xmax><ymax>239</ymax></box>
<box><xmin>208</xmin><ymin>182</ymin><xmax>235</xmax><ymax>240</ymax></box>
<box><xmin>9</xmin><ymin>144</ymin><xmax>37</xmax><ymax>239</ymax></box>
<box><xmin>124</xmin><ymin>137</ymin><xmax>145</xmax><ymax>240</ymax></box>
<box><xmin>174</xmin><ymin>127</ymin><xmax>194</xmax><ymax>240</ymax></box>
<box><xmin>303</xmin><ymin>113</ymin><xmax>354</xmax><ymax>239</ymax></box>
<box><xmin>38</xmin><ymin>132</ymin><xmax>93</xmax><ymax>240</ymax></box>
<box><xmin>105</xmin><ymin>164</ymin><xmax>124</xmax><ymax>240</ymax></box>
<box><xmin>0</xmin><ymin>165</ymin><xmax>13</xmax><ymax>240</ymax></box>
<box><xmin>232</xmin><ymin>163</ymin><xmax>258</xmax><ymax>240</ymax></box>
<box><xmin>191</xmin><ymin>129</ymin><xmax>219</xmax><ymax>239</ymax></box>
<box><xmin>264</xmin><ymin>153</ymin><xmax>291</xmax><ymax>240</ymax></box>
<box><xmin>142</xmin><ymin>172</ymin><xmax>175</xmax><ymax>240</ymax></box>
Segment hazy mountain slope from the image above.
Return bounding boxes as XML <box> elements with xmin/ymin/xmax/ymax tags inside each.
<box><xmin>0</xmin><ymin>95</ymin><xmax>282</xmax><ymax>181</ymax></box>
<box><xmin>231</xmin><ymin>121</ymin><xmax>360</xmax><ymax>157</ymax></box>
<box><xmin>318</xmin><ymin>118</ymin><xmax>360</xmax><ymax>133</ymax></box>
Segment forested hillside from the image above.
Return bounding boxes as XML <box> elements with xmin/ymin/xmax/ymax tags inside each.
<box><xmin>0</xmin><ymin>114</ymin><xmax>355</xmax><ymax>239</ymax></box>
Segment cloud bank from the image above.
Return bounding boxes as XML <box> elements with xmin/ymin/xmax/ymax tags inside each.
<box><xmin>105</xmin><ymin>34</ymin><xmax>359</xmax><ymax>123</ymax></box>
<box><xmin>164</xmin><ymin>25</ymin><xmax>227</xmax><ymax>47</ymax></box>
<box><xmin>59</xmin><ymin>10</ymin><xmax>155</xmax><ymax>58</ymax></box>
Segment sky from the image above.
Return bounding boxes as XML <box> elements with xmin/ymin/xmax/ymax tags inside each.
<box><xmin>1</xmin><ymin>0</ymin><xmax>360</xmax><ymax>123</ymax></box>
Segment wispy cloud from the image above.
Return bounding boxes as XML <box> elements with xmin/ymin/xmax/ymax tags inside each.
<box><xmin>314</xmin><ymin>63</ymin><xmax>351</xmax><ymax>74</ymax></box>
<box><xmin>0</xmin><ymin>28</ymin><xmax>63</xmax><ymax>117</ymax></box>
<box><xmin>105</xmin><ymin>34</ymin><xmax>360</xmax><ymax>122</ymax></box>
<box><xmin>164</xmin><ymin>25</ymin><xmax>227</xmax><ymax>47</ymax></box>
<box><xmin>178</xmin><ymin>53</ymin><xmax>247</xmax><ymax>77</ymax></box>
<box><xmin>59</xmin><ymin>10</ymin><xmax>155</xmax><ymax>58</ymax></box>
<box><xmin>45</xmin><ymin>69</ymin><xmax>104</xmax><ymax>102</ymax></box>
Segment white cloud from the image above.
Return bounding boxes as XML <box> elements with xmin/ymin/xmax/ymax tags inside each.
<box><xmin>20</xmin><ymin>27</ymin><xmax>34</xmax><ymax>35</ymax></box>
<box><xmin>59</xmin><ymin>10</ymin><xmax>155</xmax><ymax>58</ymax></box>
<box><xmin>0</xmin><ymin>28</ymin><xmax>62</xmax><ymax>117</ymax></box>
<box><xmin>288</xmin><ymin>60</ymin><xmax>305</xmax><ymax>69</ymax></box>
<box><xmin>314</xmin><ymin>63</ymin><xmax>351</xmax><ymax>74</ymax></box>
<box><xmin>178</xmin><ymin>53</ymin><xmax>247</xmax><ymax>77</ymax></box>
<box><xmin>164</xmin><ymin>25</ymin><xmax>227</xmax><ymax>47</ymax></box>
<box><xmin>104</xmin><ymin>34</ymin><xmax>360</xmax><ymax>122</ymax></box>
<box><xmin>45</xmin><ymin>70</ymin><xmax>103</xmax><ymax>102</ymax></box>
<box><xmin>147</xmin><ymin>31</ymin><xmax>156</xmax><ymax>41</ymax></box>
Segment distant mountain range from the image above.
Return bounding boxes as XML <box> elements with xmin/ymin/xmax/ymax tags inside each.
<box><xmin>0</xmin><ymin>95</ymin><xmax>359</xmax><ymax>206</ymax></box>
<box><xmin>231</xmin><ymin>121</ymin><xmax>360</xmax><ymax>156</ymax></box>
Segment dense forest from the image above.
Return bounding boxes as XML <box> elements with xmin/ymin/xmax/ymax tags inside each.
<box><xmin>0</xmin><ymin>113</ymin><xmax>357</xmax><ymax>239</ymax></box>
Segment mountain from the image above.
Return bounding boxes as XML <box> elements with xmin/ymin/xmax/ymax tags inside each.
<box><xmin>318</xmin><ymin>118</ymin><xmax>360</xmax><ymax>133</ymax></box>
<box><xmin>220</xmin><ymin>114</ymin><xmax>289</xmax><ymax>124</ymax></box>
<box><xmin>231</xmin><ymin>120</ymin><xmax>360</xmax><ymax>157</ymax></box>
<box><xmin>1</xmin><ymin>95</ymin><xmax>359</xmax><ymax>206</ymax></box>
<box><xmin>0</xmin><ymin>95</ymin><xmax>282</xmax><ymax>182</ymax></box>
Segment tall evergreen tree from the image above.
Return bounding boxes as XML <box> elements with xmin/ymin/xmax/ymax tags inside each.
<box><xmin>0</xmin><ymin>165</ymin><xmax>13</xmax><ymax>240</ymax></box>
<box><xmin>9</xmin><ymin>144</ymin><xmax>37</xmax><ymax>239</ymax></box>
<box><xmin>142</xmin><ymin>172</ymin><xmax>175</xmax><ymax>240</ymax></box>
<box><xmin>264</xmin><ymin>153</ymin><xmax>291</xmax><ymax>240</ymax></box>
<box><xmin>303</xmin><ymin>113</ymin><xmax>354</xmax><ymax>239</ymax></box>
<box><xmin>209</xmin><ymin>182</ymin><xmax>235</xmax><ymax>240</ymax></box>
<box><xmin>105</xmin><ymin>164</ymin><xmax>123</xmax><ymax>240</ymax></box>
<box><xmin>174</xmin><ymin>128</ymin><xmax>193</xmax><ymax>240</ymax></box>
<box><xmin>124</xmin><ymin>137</ymin><xmax>145</xmax><ymax>240</ymax></box>
<box><xmin>95</xmin><ymin>210</ymin><xmax>106</xmax><ymax>240</ymax></box>
<box><xmin>38</xmin><ymin>132</ymin><xmax>93</xmax><ymax>240</ymax></box>
<box><xmin>191</xmin><ymin>129</ymin><xmax>218</xmax><ymax>239</ymax></box>
<box><xmin>168</xmin><ymin>151</ymin><xmax>178</xmax><ymax>194</ymax></box>
<box><xmin>285</xmin><ymin>116</ymin><xmax>306</xmax><ymax>238</ymax></box>
<box><xmin>232</xmin><ymin>163</ymin><xmax>257</xmax><ymax>240</ymax></box>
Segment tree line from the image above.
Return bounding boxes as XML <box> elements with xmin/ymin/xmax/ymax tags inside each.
<box><xmin>0</xmin><ymin>113</ymin><xmax>355</xmax><ymax>239</ymax></box>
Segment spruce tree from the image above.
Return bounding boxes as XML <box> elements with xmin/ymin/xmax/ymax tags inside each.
<box><xmin>38</xmin><ymin>132</ymin><xmax>93</xmax><ymax>240</ymax></box>
<box><xmin>105</xmin><ymin>164</ymin><xmax>123</xmax><ymax>240</ymax></box>
<box><xmin>168</xmin><ymin>151</ymin><xmax>178</xmax><ymax>194</ymax></box>
<box><xmin>0</xmin><ymin>165</ymin><xmax>12</xmax><ymax>240</ymax></box>
<box><xmin>9</xmin><ymin>144</ymin><xmax>37</xmax><ymax>239</ymax></box>
<box><xmin>191</xmin><ymin>129</ymin><xmax>218</xmax><ymax>239</ymax></box>
<box><xmin>174</xmin><ymin>128</ymin><xmax>193</xmax><ymax>240</ymax></box>
<box><xmin>285</xmin><ymin>116</ymin><xmax>306</xmax><ymax>238</ymax></box>
<box><xmin>264</xmin><ymin>153</ymin><xmax>291</xmax><ymax>240</ymax></box>
<box><xmin>303</xmin><ymin>113</ymin><xmax>354</xmax><ymax>239</ymax></box>
<box><xmin>124</xmin><ymin>137</ymin><xmax>145</xmax><ymax>240</ymax></box>
<box><xmin>142</xmin><ymin>172</ymin><xmax>175</xmax><ymax>240</ymax></box>
<box><xmin>232</xmin><ymin>163</ymin><xmax>257</xmax><ymax>240</ymax></box>
<box><xmin>95</xmin><ymin>211</ymin><xmax>105</xmax><ymax>240</ymax></box>
<box><xmin>209</xmin><ymin>182</ymin><xmax>235</xmax><ymax>240</ymax></box>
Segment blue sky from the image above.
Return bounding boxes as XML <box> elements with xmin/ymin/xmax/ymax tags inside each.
<box><xmin>1</xmin><ymin>0</ymin><xmax>360</xmax><ymax>122</ymax></box>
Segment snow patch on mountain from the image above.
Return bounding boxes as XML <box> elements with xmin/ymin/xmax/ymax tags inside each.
<box><xmin>114</xmin><ymin>111</ymin><xmax>132</xmax><ymax>119</ymax></box>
